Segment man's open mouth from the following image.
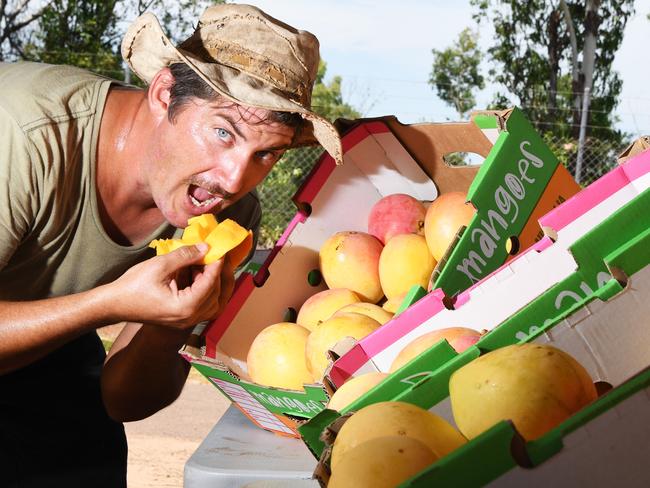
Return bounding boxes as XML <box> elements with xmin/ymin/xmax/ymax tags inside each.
<box><xmin>188</xmin><ymin>184</ymin><xmax>218</xmax><ymax>208</ymax></box>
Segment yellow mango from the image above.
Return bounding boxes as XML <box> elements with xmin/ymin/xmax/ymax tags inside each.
<box><xmin>181</xmin><ymin>224</ymin><xmax>209</xmax><ymax>245</ymax></box>
<box><xmin>330</xmin><ymin>401</ymin><xmax>466</xmax><ymax>470</ymax></box>
<box><xmin>204</xmin><ymin>219</ymin><xmax>253</xmax><ymax>267</ymax></box>
<box><xmin>149</xmin><ymin>238</ymin><xmax>186</xmax><ymax>255</ymax></box>
<box><xmin>449</xmin><ymin>343</ymin><xmax>598</xmax><ymax>441</ymax></box>
<box><xmin>187</xmin><ymin>213</ymin><xmax>219</xmax><ymax>231</ymax></box>
<box><xmin>328</xmin><ymin>436</ymin><xmax>436</xmax><ymax>488</ymax></box>
<box><xmin>149</xmin><ymin>216</ymin><xmax>252</xmax><ymax>268</ymax></box>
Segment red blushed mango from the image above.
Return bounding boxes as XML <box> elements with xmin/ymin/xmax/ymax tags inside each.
<box><xmin>368</xmin><ymin>193</ymin><xmax>426</xmax><ymax>244</ymax></box>
<box><xmin>319</xmin><ymin>231</ymin><xmax>384</xmax><ymax>303</ymax></box>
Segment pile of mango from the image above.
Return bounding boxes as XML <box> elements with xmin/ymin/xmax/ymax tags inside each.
<box><xmin>326</xmin><ymin>344</ymin><xmax>598</xmax><ymax>487</ymax></box>
<box><xmin>245</xmin><ymin>191</ymin><xmax>478</xmax><ymax>391</ymax></box>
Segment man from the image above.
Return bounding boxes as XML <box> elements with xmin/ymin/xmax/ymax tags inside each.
<box><xmin>0</xmin><ymin>4</ymin><xmax>342</xmax><ymax>487</ymax></box>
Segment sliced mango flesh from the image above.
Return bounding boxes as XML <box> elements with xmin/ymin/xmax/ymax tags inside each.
<box><xmin>204</xmin><ymin>219</ymin><xmax>253</xmax><ymax>267</ymax></box>
<box><xmin>181</xmin><ymin>222</ymin><xmax>210</xmax><ymax>245</ymax></box>
<box><xmin>149</xmin><ymin>216</ymin><xmax>253</xmax><ymax>268</ymax></box>
<box><xmin>187</xmin><ymin>213</ymin><xmax>218</xmax><ymax>231</ymax></box>
<box><xmin>149</xmin><ymin>238</ymin><xmax>187</xmax><ymax>255</ymax></box>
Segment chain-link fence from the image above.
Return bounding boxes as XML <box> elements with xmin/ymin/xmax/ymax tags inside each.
<box><xmin>256</xmin><ymin>146</ymin><xmax>326</xmax><ymax>248</ymax></box>
<box><xmin>256</xmin><ymin>131</ymin><xmax>635</xmax><ymax>250</ymax></box>
<box><xmin>544</xmin><ymin>134</ymin><xmax>630</xmax><ymax>186</ymax></box>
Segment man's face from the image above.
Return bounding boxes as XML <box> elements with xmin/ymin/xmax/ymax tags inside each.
<box><xmin>146</xmin><ymin>98</ymin><xmax>296</xmax><ymax>228</ymax></box>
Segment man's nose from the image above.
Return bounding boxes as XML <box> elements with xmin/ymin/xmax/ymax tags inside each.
<box><xmin>219</xmin><ymin>152</ymin><xmax>251</xmax><ymax>195</ymax></box>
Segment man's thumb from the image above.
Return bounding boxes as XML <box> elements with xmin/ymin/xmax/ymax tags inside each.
<box><xmin>164</xmin><ymin>243</ymin><xmax>209</xmax><ymax>269</ymax></box>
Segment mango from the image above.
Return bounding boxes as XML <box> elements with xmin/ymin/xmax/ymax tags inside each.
<box><xmin>381</xmin><ymin>293</ymin><xmax>407</xmax><ymax>314</ymax></box>
<box><xmin>367</xmin><ymin>193</ymin><xmax>426</xmax><ymax>244</ymax></box>
<box><xmin>149</xmin><ymin>215</ymin><xmax>252</xmax><ymax>268</ymax></box>
<box><xmin>333</xmin><ymin>302</ymin><xmax>393</xmax><ymax>325</ymax></box>
<box><xmin>319</xmin><ymin>231</ymin><xmax>384</xmax><ymax>303</ymax></box>
<box><xmin>330</xmin><ymin>401</ymin><xmax>466</xmax><ymax>470</ymax></box>
<box><xmin>246</xmin><ymin>322</ymin><xmax>313</xmax><ymax>390</ymax></box>
<box><xmin>389</xmin><ymin>327</ymin><xmax>482</xmax><ymax>372</ymax></box>
<box><xmin>327</xmin><ymin>372</ymin><xmax>388</xmax><ymax>412</ymax></box>
<box><xmin>305</xmin><ymin>312</ymin><xmax>381</xmax><ymax>381</ymax></box>
<box><xmin>378</xmin><ymin>233</ymin><xmax>436</xmax><ymax>300</ymax></box>
<box><xmin>449</xmin><ymin>343</ymin><xmax>598</xmax><ymax>441</ymax></box>
<box><xmin>296</xmin><ymin>288</ymin><xmax>361</xmax><ymax>332</ymax></box>
<box><xmin>182</xmin><ymin>214</ymin><xmax>218</xmax><ymax>244</ymax></box>
<box><xmin>148</xmin><ymin>238</ymin><xmax>187</xmax><ymax>255</ymax></box>
<box><xmin>424</xmin><ymin>192</ymin><xmax>475</xmax><ymax>262</ymax></box>
<box><xmin>328</xmin><ymin>436</ymin><xmax>436</xmax><ymax>488</ymax></box>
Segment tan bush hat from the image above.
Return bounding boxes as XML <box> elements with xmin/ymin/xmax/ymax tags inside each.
<box><xmin>121</xmin><ymin>3</ymin><xmax>343</xmax><ymax>164</ymax></box>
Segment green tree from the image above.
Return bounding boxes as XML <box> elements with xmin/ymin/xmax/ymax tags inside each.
<box><xmin>311</xmin><ymin>61</ymin><xmax>360</xmax><ymax>121</ymax></box>
<box><xmin>19</xmin><ymin>0</ymin><xmax>218</xmax><ymax>83</ymax></box>
<box><xmin>22</xmin><ymin>0</ymin><xmax>123</xmax><ymax>78</ymax></box>
<box><xmin>430</xmin><ymin>28</ymin><xmax>485</xmax><ymax>118</ymax></box>
<box><xmin>470</xmin><ymin>0</ymin><xmax>634</xmax><ymax>144</ymax></box>
<box><xmin>117</xmin><ymin>0</ymin><xmax>218</xmax><ymax>86</ymax></box>
<box><xmin>121</xmin><ymin>0</ymin><xmax>215</xmax><ymax>43</ymax></box>
<box><xmin>0</xmin><ymin>1</ymin><xmax>54</xmax><ymax>60</ymax></box>
<box><xmin>257</xmin><ymin>61</ymin><xmax>360</xmax><ymax>247</ymax></box>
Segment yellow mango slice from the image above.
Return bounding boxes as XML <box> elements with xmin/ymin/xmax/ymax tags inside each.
<box><xmin>149</xmin><ymin>217</ymin><xmax>253</xmax><ymax>268</ymax></box>
<box><xmin>187</xmin><ymin>214</ymin><xmax>219</xmax><ymax>232</ymax></box>
<box><xmin>182</xmin><ymin>223</ymin><xmax>209</xmax><ymax>245</ymax></box>
<box><xmin>204</xmin><ymin>219</ymin><xmax>253</xmax><ymax>268</ymax></box>
<box><xmin>182</xmin><ymin>214</ymin><xmax>219</xmax><ymax>244</ymax></box>
<box><xmin>149</xmin><ymin>238</ymin><xmax>187</xmax><ymax>255</ymax></box>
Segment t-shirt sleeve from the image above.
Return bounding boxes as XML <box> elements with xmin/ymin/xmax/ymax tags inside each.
<box><xmin>0</xmin><ymin>111</ymin><xmax>39</xmax><ymax>270</ymax></box>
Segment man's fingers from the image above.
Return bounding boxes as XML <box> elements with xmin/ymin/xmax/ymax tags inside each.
<box><xmin>187</xmin><ymin>258</ymin><xmax>223</xmax><ymax>299</ymax></box>
<box><xmin>220</xmin><ymin>258</ymin><xmax>235</xmax><ymax>307</ymax></box>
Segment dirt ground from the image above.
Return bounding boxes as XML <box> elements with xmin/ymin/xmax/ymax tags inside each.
<box><xmin>125</xmin><ymin>374</ymin><xmax>230</xmax><ymax>487</ymax></box>
<box><xmin>99</xmin><ymin>324</ymin><xmax>230</xmax><ymax>488</ymax></box>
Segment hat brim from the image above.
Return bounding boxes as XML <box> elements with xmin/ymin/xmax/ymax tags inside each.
<box><xmin>121</xmin><ymin>12</ymin><xmax>342</xmax><ymax>164</ymax></box>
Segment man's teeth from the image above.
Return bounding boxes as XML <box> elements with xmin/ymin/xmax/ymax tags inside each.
<box><xmin>190</xmin><ymin>195</ymin><xmax>218</xmax><ymax>207</ymax></box>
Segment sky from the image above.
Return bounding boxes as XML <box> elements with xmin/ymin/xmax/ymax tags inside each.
<box><xmin>244</xmin><ymin>0</ymin><xmax>650</xmax><ymax>138</ymax></box>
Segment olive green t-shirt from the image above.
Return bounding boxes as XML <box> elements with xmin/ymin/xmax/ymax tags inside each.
<box><xmin>0</xmin><ymin>62</ymin><xmax>262</xmax><ymax>485</ymax></box>
<box><xmin>0</xmin><ymin>61</ymin><xmax>261</xmax><ymax>300</ymax></box>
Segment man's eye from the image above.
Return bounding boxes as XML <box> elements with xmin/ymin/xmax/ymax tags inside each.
<box><xmin>257</xmin><ymin>151</ymin><xmax>282</xmax><ymax>164</ymax></box>
<box><xmin>216</xmin><ymin>128</ymin><xmax>231</xmax><ymax>139</ymax></box>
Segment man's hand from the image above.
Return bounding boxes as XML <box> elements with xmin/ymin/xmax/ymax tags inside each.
<box><xmin>106</xmin><ymin>243</ymin><xmax>234</xmax><ymax>329</ymax></box>
<box><xmin>101</xmin><ymin>244</ymin><xmax>236</xmax><ymax>421</ymax></box>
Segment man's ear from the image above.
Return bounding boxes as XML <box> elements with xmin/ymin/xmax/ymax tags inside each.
<box><xmin>147</xmin><ymin>67</ymin><xmax>174</xmax><ymax>121</ymax></box>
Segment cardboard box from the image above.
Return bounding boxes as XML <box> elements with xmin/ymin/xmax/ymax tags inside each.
<box><xmin>182</xmin><ymin>109</ymin><xmax>578</xmax><ymax>437</ymax></box>
<box><xmin>304</xmin><ymin>225</ymin><xmax>650</xmax><ymax>485</ymax></box>
<box><xmin>300</xmin><ymin>154</ymin><xmax>650</xmax><ymax>456</ymax></box>
<box><xmin>329</xmin><ymin>147</ymin><xmax>650</xmax><ymax>388</ymax></box>
<box><xmin>484</xmin><ymin>368</ymin><xmax>650</xmax><ymax>487</ymax></box>
<box><xmin>406</xmin><ymin>247</ymin><xmax>650</xmax><ymax>486</ymax></box>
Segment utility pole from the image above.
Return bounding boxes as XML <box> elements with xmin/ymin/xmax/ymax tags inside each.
<box><xmin>575</xmin><ymin>0</ymin><xmax>599</xmax><ymax>184</ymax></box>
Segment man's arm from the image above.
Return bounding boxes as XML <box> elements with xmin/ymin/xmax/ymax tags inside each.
<box><xmin>100</xmin><ymin>323</ymin><xmax>192</xmax><ymax>421</ymax></box>
<box><xmin>0</xmin><ymin>287</ymin><xmax>116</xmax><ymax>375</ymax></box>
<box><xmin>100</xmin><ymin>256</ymin><xmax>235</xmax><ymax>422</ymax></box>
<box><xmin>0</xmin><ymin>244</ymin><xmax>220</xmax><ymax>376</ymax></box>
